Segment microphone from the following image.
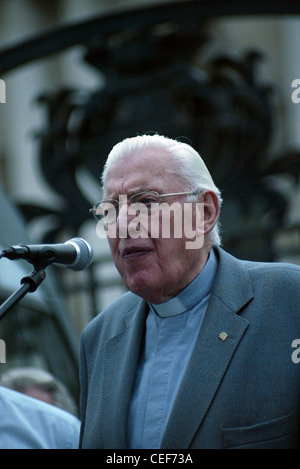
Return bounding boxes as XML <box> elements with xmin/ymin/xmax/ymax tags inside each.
<box><xmin>0</xmin><ymin>238</ymin><xmax>93</xmax><ymax>271</ymax></box>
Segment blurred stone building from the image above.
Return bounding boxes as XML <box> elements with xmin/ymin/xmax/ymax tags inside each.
<box><xmin>0</xmin><ymin>0</ymin><xmax>299</xmax><ymax>402</ymax></box>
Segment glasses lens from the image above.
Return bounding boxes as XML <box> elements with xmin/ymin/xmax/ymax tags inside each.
<box><xmin>93</xmin><ymin>200</ymin><xmax>118</xmax><ymax>223</ymax></box>
<box><xmin>131</xmin><ymin>191</ymin><xmax>160</xmax><ymax>208</ymax></box>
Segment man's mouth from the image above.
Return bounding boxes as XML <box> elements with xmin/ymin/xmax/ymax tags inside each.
<box><xmin>121</xmin><ymin>246</ymin><xmax>151</xmax><ymax>259</ymax></box>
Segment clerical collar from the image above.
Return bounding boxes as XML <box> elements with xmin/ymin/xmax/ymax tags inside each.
<box><xmin>148</xmin><ymin>249</ymin><xmax>218</xmax><ymax>318</ymax></box>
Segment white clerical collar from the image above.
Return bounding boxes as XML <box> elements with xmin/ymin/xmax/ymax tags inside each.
<box><xmin>148</xmin><ymin>249</ymin><xmax>218</xmax><ymax>318</ymax></box>
<box><xmin>150</xmin><ymin>296</ymin><xmax>187</xmax><ymax>318</ymax></box>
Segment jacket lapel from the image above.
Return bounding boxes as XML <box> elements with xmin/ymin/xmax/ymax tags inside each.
<box><xmin>161</xmin><ymin>248</ymin><xmax>253</xmax><ymax>448</ymax></box>
<box><xmin>102</xmin><ymin>299</ymin><xmax>148</xmax><ymax>449</ymax></box>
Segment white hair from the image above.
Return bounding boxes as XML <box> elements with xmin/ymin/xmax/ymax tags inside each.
<box><xmin>101</xmin><ymin>134</ymin><xmax>223</xmax><ymax>246</ymax></box>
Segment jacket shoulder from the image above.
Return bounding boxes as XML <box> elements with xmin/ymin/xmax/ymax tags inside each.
<box><xmin>215</xmin><ymin>247</ymin><xmax>300</xmax><ymax>302</ymax></box>
<box><xmin>240</xmin><ymin>257</ymin><xmax>300</xmax><ymax>282</ymax></box>
<box><xmin>217</xmin><ymin>247</ymin><xmax>300</xmax><ymax>279</ymax></box>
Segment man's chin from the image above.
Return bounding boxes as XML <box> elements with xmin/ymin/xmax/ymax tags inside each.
<box><xmin>124</xmin><ymin>277</ymin><xmax>158</xmax><ymax>302</ymax></box>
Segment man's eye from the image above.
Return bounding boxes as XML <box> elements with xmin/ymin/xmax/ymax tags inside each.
<box><xmin>142</xmin><ymin>197</ymin><xmax>155</xmax><ymax>205</ymax></box>
<box><xmin>140</xmin><ymin>197</ymin><xmax>157</xmax><ymax>207</ymax></box>
<box><xmin>141</xmin><ymin>197</ymin><xmax>157</xmax><ymax>206</ymax></box>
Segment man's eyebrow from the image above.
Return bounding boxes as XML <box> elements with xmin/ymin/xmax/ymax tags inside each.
<box><xmin>136</xmin><ymin>183</ymin><xmax>148</xmax><ymax>193</ymax></box>
<box><xmin>126</xmin><ymin>183</ymin><xmax>149</xmax><ymax>197</ymax></box>
<box><xmin>104</xmin><ymin>182</ymin><xmax>155</xmax><ymax>199</ymax></box>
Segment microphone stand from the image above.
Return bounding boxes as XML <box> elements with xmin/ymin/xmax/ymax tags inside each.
<box><xmin>0</xmin><ymin>264</ymin><xmax>47</xmax><ymax>320</ymax></box>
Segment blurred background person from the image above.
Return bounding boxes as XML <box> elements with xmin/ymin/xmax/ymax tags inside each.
<box><xmin>0</xmin><ymin>367</ymin><xmax>78</xmax><ymax>416</ymax></box>
<box><xmin>0</xmin><ymin>384</ymin><xmax>80</xmax><ymax>449</ymax></box>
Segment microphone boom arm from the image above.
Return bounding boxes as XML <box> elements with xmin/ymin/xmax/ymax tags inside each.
<box><xmin>0</xmin><ymin>264</ymin><xmax>47</xmax><ymax>320</ymax></box>
<box><xmin>0</xmin><ymin>237</ymin><xmax>93</xmax><ymax>319</ymax></box>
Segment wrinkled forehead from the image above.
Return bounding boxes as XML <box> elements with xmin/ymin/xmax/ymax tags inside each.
<box><xmin>103</xmin><ymin>148</ymin><xmax>184</xmax><ymax>195</ymax></box>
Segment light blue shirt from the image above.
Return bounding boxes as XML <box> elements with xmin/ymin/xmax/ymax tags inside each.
<box><xmin>0</xmin><ymin>385</ymin><xmax>81</xmax><ymax>449</ymax></box>
<box><xmin>127</xmin><ymin>249</ymin><xmax>218</xmax><ymax>449</ymax></box>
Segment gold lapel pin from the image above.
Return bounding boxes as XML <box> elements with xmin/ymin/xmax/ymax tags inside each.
<box><xmin>218</xmin><ymin>332</ymin><xmax>228</xmax><ymax>341</ymax></box>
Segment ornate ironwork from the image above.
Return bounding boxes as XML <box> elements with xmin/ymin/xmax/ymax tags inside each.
<box><xmin>0</xmin><ymin>2</ymin><xmax>299</xmax><ymax>257</ymax></box>
<box><xmin>13</xmin><ymin>6</ymin><xmax>300</xmax><ymax>262</ymax></box>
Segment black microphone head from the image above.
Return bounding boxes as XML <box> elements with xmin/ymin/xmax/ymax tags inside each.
<box><xmin>65</xmin><ymin>238</ymin><xmax>93</xmax><ymax>271</ymax></box>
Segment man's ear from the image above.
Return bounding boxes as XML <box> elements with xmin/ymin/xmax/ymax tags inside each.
<box><xmin>185</xmin><ymin>190</ymin><xmax>220</xmax><ymax>250</ymax></box>
<box><xmin>201</xmin><ymin>190</ymin><xmax>220</xmax><ymax>236</ymax></box>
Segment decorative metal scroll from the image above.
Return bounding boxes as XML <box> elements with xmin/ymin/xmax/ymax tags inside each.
<box><xmin>6</xmin><ymin>1</ymin><xmax>298</xmax><ymax>263</ymax></box>
<box><xmin>0</xmin><ymin>1</ymin><xmax>299</xmax><ymax>261</ymax></box>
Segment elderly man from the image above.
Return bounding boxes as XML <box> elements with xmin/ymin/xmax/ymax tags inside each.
<box><xmin>79</xmin><ymin>134</ymin><xmax>300</xmax><ymax>449</ymax></box>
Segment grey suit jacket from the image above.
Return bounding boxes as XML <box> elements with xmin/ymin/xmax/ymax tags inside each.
<box><xmin>79</xmin><ymin>247</ymin><xmax>300</xmax><ymax>449</ymax></box>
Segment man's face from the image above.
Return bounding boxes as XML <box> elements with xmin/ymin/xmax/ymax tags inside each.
<box><xmin>103</xmin><ymin>149</ymin><xmax>209</xmax><ymax>304</ymax></box>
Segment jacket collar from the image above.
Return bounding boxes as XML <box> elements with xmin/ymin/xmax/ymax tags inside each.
<box><xmin>211</xmin><ymin>246</ymin><xmax>254</xmax><ymax>313</ymax></box>
<box><xmin>101</xmin><ymin>298</ymin><xmax>148</xmax><ymax>449</ymax></box>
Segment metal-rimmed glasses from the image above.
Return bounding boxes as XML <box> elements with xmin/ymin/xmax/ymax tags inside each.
<box><xmin>89</xmin><ymin>189</ymin><xmax>202</xmax><ymax>224</ymax></box>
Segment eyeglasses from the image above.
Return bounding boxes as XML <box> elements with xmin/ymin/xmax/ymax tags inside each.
<box><xmin>89</xmin><ymin>189</ymin><xmax>202</xmax><ymax>224</ymax></box>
